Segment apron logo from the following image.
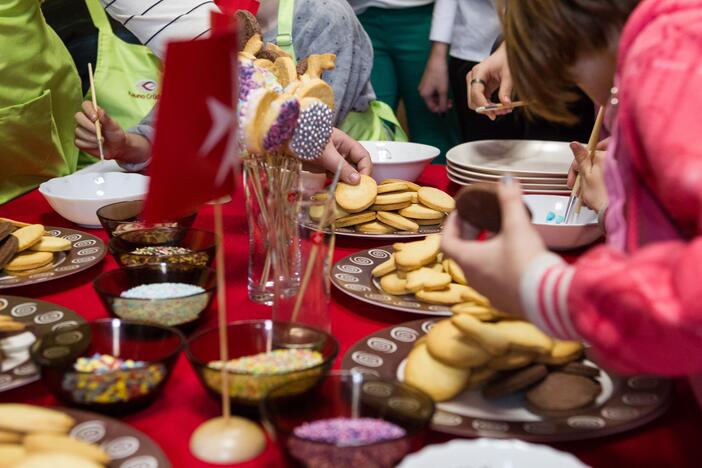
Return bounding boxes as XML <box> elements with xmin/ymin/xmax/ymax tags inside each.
<box><xmin>129</xmin><ymin>80</ymin><xmax>160</xmax><ymax>100</ymax></box>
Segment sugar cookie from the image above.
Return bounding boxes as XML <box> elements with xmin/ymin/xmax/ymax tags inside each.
<box><xmin>395</xmin><ymin>234</ymin><xmax>441</xmax><ymax>270</ymax></box>
<box><xmin>379</xmin><ymin>273</ymin><xmax>409</xmax><ymax>295</ymax></box>
<box><xmin>398</xmin><ymin>204</ymin><xmax>444</xmax><ymax>220</ymax></box>
<box><xmin>24</xmin><ymin>433</ymin><xmax>111</xmax><ymax>465</ymax></box>
<box><xmin>451</xmin><ymin>314</ymin><xmax>510</xmax><ymax>356</ymax></box>
<box><xmin>414</xmin><ymin>217</ymin><xmax>444</xmax><ymax>226</ymax></box>
<box><xmin>368</xmin><ymin>202</ymin><xmax>412</xmax><ymax>212</ymax></box>
<box><xmin>334</xmin><ymin>212</ymin><xmax>376</xmax><ymax>228</ymax></box>
<box><xmin>445</xmin><ymin>258</ymin><xmax>467</xmax><ymax>285</ymax></box>
<box><xmin>415</xmin><ymin>283</ymin><xmax>473</xmax><ymax>305</ymax></box>
<box><xmin>11</xmin><ymin>224</ymin><xmax>44</xmax><ymax>252</ymax></box>
<box><xmin>374</xmin><ymin>192</ymin><xmax>413</xmax><ymax>206</ymax></box>
<box><xmin>417</xmin><ymin>187</ymin><xmax>455</xmax><ymax>212</ymax></box>
<box><xmin>536</xmin><ymin>340</ymin><xmax>584</xmax><ymax>365</ymax></box>
<box><xmin>371</xmin><ymin>254</ymin><xmax>396</xmax><ymax>277</ymax></box>
<box><xmin>494</xmin><ymin>321</ymin><xmax>553</xmax><ymax>355</ymax></box>
<box><xmin>405</xmin><ymin>267</ymin><xmax>452</xmax><ymax>292</ymax></box>
<box><xmin>13</xmin><ymin>453</ymin><xmax>103</xmax><ymax>468</ymax></box>
<box><xmin>460</xmin><ymin>286</ymin><xmax>490</xmax><ymax>307</ymax></box>
<box><xmin>426</xmin><ymin>320</ymin><xmax>491</xmax><ymax>368</ymax></box>
<box><xmin>0</xmin><ymin>404</ymin><xmax>75</xmax><ymax>434</ymax></box>
<box><xmin>376</xmin><ymin>212</ymin><xmax>419</xmax><ymax>233</ymax></box>
<box><xmin>404</xmin><ymin>343</ymin><xmax>470</xmax><ymax>402</ymax></box>
<box><xmin>356</xmin><ymin>221</ymin><xmax>394</xmax><ymax>234</ymax></box>
<box><xmin>376</xmin><ymin>182</ymin><xmax>408</xmax><ymax>194</ymax></box>
<box><xmin>335</xmin><ymin>175</ymin><xmax>377</xmax><ymax>213</ymax></box>
<box><xmin>4</xmin><ymin>251</ymin><xmax>53</xmax><ymax>272</ymax></box>
<box><xmin>29</xmin><ymin>236</ymin><xmax>71</xmax><ymax>252</ymax></box>
<box><xmin>450</xmin><ymin>303</ymin><xmax>495</xmax><ymax>321</ymax></box>
<box><xmin>380</xmin><ymin>179</ymin><xmax>421</xmax><ymax>192</ymax></box>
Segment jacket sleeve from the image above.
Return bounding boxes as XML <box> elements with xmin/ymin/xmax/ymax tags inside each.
<box><xmin>520</xmin><ymin>13</ymin><xmax>702</xmax><ymax>376</ymax></box>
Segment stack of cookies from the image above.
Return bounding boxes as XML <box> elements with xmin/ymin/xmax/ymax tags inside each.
<box><xmin>404</xmin><ymin>314</ymin><xmax>601</xmax><ymax>413</ymax></box>
<box><xmin>311</xmin><ymin>177</ymin><xmax>454</xmax><ymax>234</ymax></box>
<box><xmin>0</xmin><ymin>404</ymin><xmax>111</xmax><ymax>467</ymax></box>
<box><xmin>0</xmin><ymin>219</ymin><xmax>71</xmax><ymax>277</ymax></box>
<box><xmin>371</xmin><ymin>234</ymin><xmax>496</xmax><ymax>312</ymax></box>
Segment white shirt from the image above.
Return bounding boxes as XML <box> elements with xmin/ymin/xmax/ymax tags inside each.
<box><xmin>347</xmin><ymin>0</ymin><xmax>433</xmax><ymax>15</ymax></box>
<box><xmin>429</xmin><ymin>0</ymin><xmax>500</xmax><ymax>63</ymax></box>
<box><xmin>98</xmin><ymin>0</ymin><xmax>218</xmax><ymax>58</ymax></box>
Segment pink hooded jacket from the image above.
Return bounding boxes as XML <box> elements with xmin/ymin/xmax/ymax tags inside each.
<box><xmin>521</xmin><ymin>0</ymin><xmax>702</xmax><ymax>377</ymax></box>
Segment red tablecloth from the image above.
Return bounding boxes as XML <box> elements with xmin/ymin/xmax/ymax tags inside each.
<box><xmin>1</xmin><ymin>164</ymin><xmax>701</xmax><ymax>468</ymax></box>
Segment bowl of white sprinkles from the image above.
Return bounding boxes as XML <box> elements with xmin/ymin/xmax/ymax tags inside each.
<box><xmin>93</xmin><ymin>263</ymin><xmax>217</xmax><ymax>328</ymax></box>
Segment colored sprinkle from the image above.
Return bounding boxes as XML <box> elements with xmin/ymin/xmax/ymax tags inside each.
<box><xmin>293</xmin><ymin>418</ymin><xmax>406</xmax><ymax>446</ymax></box>
<box><xmin>131</xmin><ymin>246</ymin><xmax>192</xmax><ymax>256</ymax></box>
<box><xmin>545</xmin><ymin>211</ymin><xmax>556</xmax><ymax>222</ymax></box>
<box><xmin>556</xmin><ymin>215</ymin><xmax>565</xmax><ymax>224</ymax></box>
<box><xmin>74</xmin><ymin>353</ymin><xmax>145</xmax><ymax>373</ymax></box>
<box><xmin>209</xmin><ymin>349</ymin><xmax>323</xmax><ymax>375</ymax></box>
<box><xmin>121</xmin><ymin>283</ymin><xmax>205</xmax><ymax>299</ymax></box>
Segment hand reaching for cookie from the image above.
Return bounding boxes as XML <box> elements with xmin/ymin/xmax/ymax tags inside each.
<box><xmin>74</xmin><ymin>102</ymin><xmax>150</xmax><ymax>165</ymax></box>
<box><xmin>316</xmin><ymin>128</ymin><xmax>372</xmax><ymax>185</ymax></box>
<box><xmin>441</xmin><ymin>179</ymin><xmax>547</xmax><ymax>316</ymax></box>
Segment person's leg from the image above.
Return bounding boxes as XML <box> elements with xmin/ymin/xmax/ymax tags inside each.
<box><xmin>357</xmin><ymin>8</ymin><xmax>399</xmax><ymax>109</ymax></box>
<box><xmin>388</xmin><ymin>4</ymin><xmax>459</xmax><ymax>161</ymax></box>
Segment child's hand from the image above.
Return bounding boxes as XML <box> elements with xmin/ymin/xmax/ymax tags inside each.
<box><xmin>74</xmin><ymin>102</ymin><xmax>129</xmax><ymax>161</ymax></box>
<box><xmin>441</xmin><ymin>180</ymin><xmax>547</xmax><ymax>316</ymax></box>
<box><xmin>316</xmin><ymin>128</ymin><xmax>372</xmax><ymax>185</ymax></box>
<box><xmin>567</xmin><ymin>139</ymin><xmax>609</xmax><ymax>212</ymax></box>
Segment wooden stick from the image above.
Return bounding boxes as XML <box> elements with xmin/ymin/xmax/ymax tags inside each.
<box><xmin>475</xmin><ymin>100</ymin><xmax>528</xmax><ymax>114</ymax></box>
<box><xmin>87</xmin><ymin>63</ymin><xmax>104</xmax><ymax>161</ymax></box>
<box><xmin>291</xmin><ymin>160</ymin><xmax>343</xmax><ymax>322</ymax></box>
<box><xmin>214</xmin><ymin>202</ymin><xmax>231</xmax><ymax>421</ymax></box>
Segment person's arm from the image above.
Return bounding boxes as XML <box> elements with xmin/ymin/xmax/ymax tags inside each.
<box><xmin>419</xmin><ymin>0</ymin><xmax>456</xmax><ymax>114</ymax></box>
<box><xmin>98</xmin><ymin>0</ymin><xmax>218</xmax><ymax>58</ymax></box>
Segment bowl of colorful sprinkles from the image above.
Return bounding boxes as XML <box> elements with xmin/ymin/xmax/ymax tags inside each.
<box><xmin>109</xmin><ymin>227</ymin><xmax>216</xmax><ymax>267</ymax></box>
<box><xmin>96</xmin><ymin>199</ymin><xmax>198</xmax><ymax>238</ymax></box>
<box><xmin>262</xmin><ymin>371</ymin><xmax>435</xmax><ymax>468</ymax></box>
<box><xmin>186</xmin><ymin>320</ymin><xmax>338</xmax><ymax>414</ymax></box>
<box><xmin>31</xmin><ymin>318</ymin><xmax>184</xmax><ymax>414</ymax></box>
<box><xmin>93</xmin><ymin>263</ymin><xmax>217</xmax><ymax>328</ymax></box>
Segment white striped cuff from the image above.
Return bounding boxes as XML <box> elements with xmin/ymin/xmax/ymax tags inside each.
<box><xmin>520</xmin><ymin>252</ymin><xmax>580</xmax><ymax>340</ymax></box>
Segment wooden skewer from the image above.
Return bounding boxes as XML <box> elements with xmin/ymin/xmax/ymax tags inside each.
<box><xmin>564</xmin><ymin>106</ymin><xmax>605</xmax><ymax>223</ymax></box>
<box><xmin>475</xmin><ymin>100</ymin><xmax>528</xmax><ymax>114</ymax></box>
<box><xmin>87</xmin><ymin>63</ymin><xmax>105</xmax><ymax>161</ymax></box>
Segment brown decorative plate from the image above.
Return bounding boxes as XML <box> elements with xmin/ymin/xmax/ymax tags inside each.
<box><xmin>65</xmin><ymin>407</ymin><xmax>171</xmax><ymax>467</ymax></box>
<box><xmin>0</xmin><ymin>295</ymin><xmax>85</xmax><ymax>392</ymax></box>
<box><xmin>0</xmin><ymin>226</ymin><xmax>106</xmax><ymax>289</ymax></box>
<box><xmin>342</xmin><ymin>319</ymin><xmax>672</xmax><ymax>442</ymax></box>
<box><xmin>331</xmin><ymin>246</ymin><xmax>452</xmax><ymax>316</ymax></box>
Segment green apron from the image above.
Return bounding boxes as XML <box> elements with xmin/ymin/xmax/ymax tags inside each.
<box><xmin>275</xmin><ymin>0</ymin><xmax>407</xmax><ymax>142</ymax></box>
<box><xmin>0</xmin><ymin>0</ymin><xmax>82</xmax><ymax>204</ymax></box>
<box><xmin>79</xmin><ymin>0</ymin><xmax>161</xmax><ymax>167</ymax></box>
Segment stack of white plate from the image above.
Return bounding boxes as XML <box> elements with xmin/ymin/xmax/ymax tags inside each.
<box><xmin>446</xmin><ymin>140</ymin><xmax>573</xmax><ymax>194</ymax></box>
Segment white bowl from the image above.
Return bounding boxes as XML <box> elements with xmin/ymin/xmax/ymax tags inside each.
<box><xmin>523</xmin><ymin>194</ymin><xmax>602</xmax><ymax>250</ymax></box>
<box><xmin>39</xmin><ymin>172</ymin><xmax>149</xmax><ymax>228</ymax></box>
<box><xmin>360</xmin><ymin>141</ymin><xmax>440</xmax><ymax>183</ymax></box>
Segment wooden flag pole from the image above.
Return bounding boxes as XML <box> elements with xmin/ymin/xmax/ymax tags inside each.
<box><xmin>87</xmin><ymin>63</ymin><xmax>105</xmax><ymax>161</ymax></box>
<box><xmin>214</xmin><ymin>202</ymin><xmax>231</xmax><ymax>421</ymax></box>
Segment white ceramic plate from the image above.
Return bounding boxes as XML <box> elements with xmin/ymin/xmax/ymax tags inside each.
<box><xmin>447</xmin><ymin>140</ymin><xmax>572</xmax><ymax>177</ymax></box>
<box><xmin>447</xmin><ymin>169</ymin><xmax>570</xmax><ymax>194</ymax></box>
<box><xmin>448</xmin><ymin>162</ymin><xmax>568</xmax><ymax>185</ymax></box>
<box><xmin>398</xmin><ymin>439</ymin><xmax>587</xmax><ymax>468</ymax></box>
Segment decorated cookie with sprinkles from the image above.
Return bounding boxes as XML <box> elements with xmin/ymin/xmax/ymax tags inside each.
<box><xmin>289</xmin><ymin>98</ymin><xmax>334</xmax><ymax>161</ymax></box>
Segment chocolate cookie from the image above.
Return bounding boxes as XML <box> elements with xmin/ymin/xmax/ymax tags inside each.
<box><xmin>235</xmin><ymin>10</ymin><xmax>261</xmax><ymax>49</ymax></box>
<box><xmin>559</xmin><ymin>361</ymin><xmax>601</xmax><ymax>379</ymax></box>
<box><xmin>0</xmin><ymin>235</ymin><xmax>19</xmax><ymax>269</ymax></box>
<box><xmin>0</xmin><ymin>221</ymin><xmax>12</xmax><ymax>242</ymax></box>
<box><xmin>526</xmin><ymin>372</ymin><xmax>601</xmax><ymax>411</ymax></box>
<box><xmin>482</xmin><ymin>364</ymin><xmax>548</xmax><ymax>399</ymax></box>
<box><xmin>455</xmin><ymin>183</ymin><xmax>532</xmax><ymax>232</ymax></box>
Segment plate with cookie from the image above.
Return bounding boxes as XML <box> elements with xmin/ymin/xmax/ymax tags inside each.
<box><xmin>0</xmin><ymin>218</ymin><xmax>107</xmax><ymax>289</ymax></box>
<box><xmin>1</xmin><ymin>295</ymin><xmax>85</xmax><ymax>393</ymax></box>
<box><xmin>0</xmin><ymin>403</ymin><xmax>170</xmax><ymax>467</ymax></box>
<box><xmin>307</xmin><ymin>177</ymin><xmax>453</xmax><ymax>239</ymax></box>
<box><xmin>332</xmin><ymin>235</ymin><xmax>495</xmax><ymax>316</ymax></box>
<box><xmin>342</xmin><ymin>318</ymin><xmax>672</xmax><ymax>442</ymax></box>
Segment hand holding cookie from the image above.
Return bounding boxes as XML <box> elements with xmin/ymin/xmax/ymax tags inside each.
<box><xmin>441</xmin><ymin>180</ymin><xmax>546</xmax><ymax>316</ymax></box>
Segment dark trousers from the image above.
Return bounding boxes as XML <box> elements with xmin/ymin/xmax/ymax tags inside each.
<box><xmin>448</xmin><ymin>57</ymin><xmax>594</xmax><ymax>143</ymax></box>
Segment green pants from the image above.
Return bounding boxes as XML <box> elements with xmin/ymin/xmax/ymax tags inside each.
<box><xmin>358</xmin><ymin>4</ymin><xmax>459</xmax><ymax>162</ymax></box>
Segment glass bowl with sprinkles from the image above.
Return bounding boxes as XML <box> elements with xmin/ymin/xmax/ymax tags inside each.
<box><xmin>108</xmin><ymin>227</ymin><xmax>216</xmax><ymax>268</ymax></box>
<box><xmin>186</xmin><ymin>320</ymin><xmax>338</xmax><ymax>415</ymax></box>
<box><xmin>96</xmin><ymin>199</ymin><xmax>198</xmax><ymax>238</ymax></box>
<box><xmin>262</xmin><ymin>371</ymin><xmax>435</xmax><ymax>468</ymax></box>
<box><xmin>31</xmin><ymin>318</ymin><xmax>184</xmax><ymax>414</ymax></box>
<box><xmin>93</xmin><ymin>263</ymin><xmax>217</xmax><ymax>328</ymax></box>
